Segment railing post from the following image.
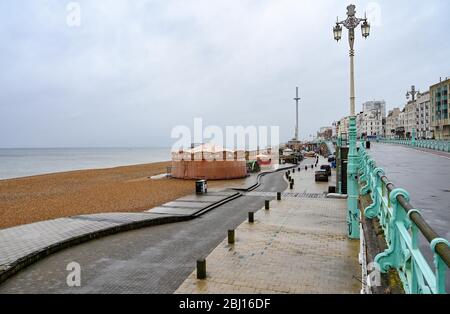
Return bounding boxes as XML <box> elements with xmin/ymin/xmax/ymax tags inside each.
<box><xmin>430</xmin><ymin>238</ymin><xmax>450</xmax><ymax>294</ymax></box>
<box><xmin>364</xmin><ymin>167</ymin><xmax>384</xmax><ymax>218</ymax></box>
<box><xmin>375</xmin><ymin>188</ymin><xmax>410</xmax><ymax>273</ymax></box>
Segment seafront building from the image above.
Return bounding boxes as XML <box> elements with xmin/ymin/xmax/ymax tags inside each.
<box><xmin>317</xmin><ymin>126</ymin><xmax>333</xmax><ymax>140</ymax></box>
<box><xmin>431</xmin><ymin>77</ymin><xmax>450</xmax><ymax>139</ymax></box>
<box><xmin>362</xmin><ymin>100</ymin><xmax>386</xmax><ymax>117</ymax></box>
<box><xmin>404</xmin><ymin>100</ymin><xmax>417</xmax><ymax>138</ymax></box>
<box><xmin>385</xmin><ymin>108</ymin><xmax>401</xmax><ymax>139</ymax></box>
<box><xmin>416</xmin><ymin>91</ymin><xmax>432</xmax><ymax>139</ymax></box>
<box><xmin>356</xmin><ymin>108</ymin><xmax>383</xmax><ymax>138</ymax></box>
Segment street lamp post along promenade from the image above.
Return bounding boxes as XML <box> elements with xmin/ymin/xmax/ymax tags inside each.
<box><xmin>333</xmin><ymin>4</ymin><xmax>370</xmax><ymax>239</ymax></box>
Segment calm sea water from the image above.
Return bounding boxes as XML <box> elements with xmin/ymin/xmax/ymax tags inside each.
<box><xmin>0</xmin><ymin>148</ymin><xmax>171</xmax><ymax>180</ymax></box>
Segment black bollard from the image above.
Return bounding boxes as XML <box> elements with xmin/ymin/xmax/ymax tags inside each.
<box><xmin>311</xmin><ymin>165</ymin><xmax>314</xmax><ymax>169</ymax></box>
<box><xmin>291</xmin><ymin>178</ymin><xmax>295</xmax><ymax>185</ymax></box>
<box><xmin>277</xmin><ymin>192</ymin><xmax>281</xmax><ymax>200</ymax></box>
<box><xmin>248</xmin><ymin>212</ymin><xmax>254</xmax><ymax>223</ymax></box>
<box><xmin>228</xmin><ymin>229</ymin><xmax>235</xmax><ymax>244</ymax></box>
<box><xmin>290</xmin><ymin>182</ymin><xmax>294</xmax><ymax>190</ymax></box>
<box><xmin>305</xmin><ymin>166</ymin><xmax>308</xmax><ymax>171</ymax></box>
<box><xmin>265</xmin><ymin>200</ymin><xmax>270</xmax><ymax>210</ymax></box>
<box><xmin>197</xmin><ymin>259</ymin><xmax>206</xmax><ymax>279</ymax></box>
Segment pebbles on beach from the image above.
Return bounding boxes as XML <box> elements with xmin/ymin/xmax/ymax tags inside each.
<box><xmin>0</xmin><ymin>162</ymin><xmax>247</xmax><ymax>229</ymax></box>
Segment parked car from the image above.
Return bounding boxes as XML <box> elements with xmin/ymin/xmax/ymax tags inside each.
<box><xmin>315</xmin><ymin>170</ymin><xmax>329</xmax><ymax>182</ymax></box>
<box><xmin>320</xmin><ymin>164</ymin><xmax>331</xmax><ymax>176</ymax></box>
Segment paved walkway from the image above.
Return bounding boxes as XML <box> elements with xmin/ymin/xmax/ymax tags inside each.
<box><xmin>0</xmin><ymin>168</ymin><xmax>291</xmax><ymax>293</ymax></box>
<box><xmin>0</xmin><ymin>190</ymin><xmax>239</xmax><ymax>284</ymax></box>
<box><xmin>175</xmin><ymin>157</ymin><xmax>361</xmax><ymax>294</ymax></box>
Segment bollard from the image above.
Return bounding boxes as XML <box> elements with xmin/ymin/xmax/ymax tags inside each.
<box><xmin>293</xmin><ymin>169</ymin><xmax>295</xmax><ymax>173</ymax></box>
<box><xmin>248</xmin><ymin>212</ymin><xmax>254</xmax><ymax>223</ymax></box>
<box><xmin>305</xmin><ymin>166</ymin><xmax>308</xmax><ymax>171</ymax></box>
<box><xmin>311</xmin><ymin>165</ymin><xmax>314</xmax><ymax>169</ymax></box>
<box><xmin>265</xmin><ymin>200</ymin><xmax>270</xmax><ymax>210</ymax></box>
<box><xmin>298</xmin><ymin>167</ymin><xmax>300</xmax><ymax>171</ymax></box>
<box><xmin>290</xmin><ymin>182</ymin><xmax>294</xmax><ymax>189</ymax></box>
<box><xmin>197</xmin><ymin>259</ymin><xmax>206</xmax><ymax>279</ymax></box>
<box><xmin>228</xmin><ymin>229</ymin><xmax>235</xmax><ymax>244</ymax></box>
<box><xmin>291</xmin><ymin>178</ymin><xmax>295</xmax><ymax>185</ymax></box>
<box><xmin>277</xmin><ymin>192</ymin><xmax>281</xmax><ymax>200</ymax></box>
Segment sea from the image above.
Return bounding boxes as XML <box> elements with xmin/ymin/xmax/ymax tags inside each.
<box><xmin>0</xmin><ymin>147</ymin><xmax>171</xmax><ymax>180</ymax></box>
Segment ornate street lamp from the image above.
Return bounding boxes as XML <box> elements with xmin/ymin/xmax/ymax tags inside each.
<box><xmin>333</xmin><ymin>4</ymin><xmax>370</xmax><ymax>239</ymax></box>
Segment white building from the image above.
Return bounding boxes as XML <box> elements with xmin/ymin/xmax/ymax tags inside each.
<box><xmin>416</xmin><ymin>92</ymin><xmax>433</xmax><ymax>139</ymax></box>
<box><xmin>356</xmin><ymin>109</ymin><xmax>383</xmax><ymax>138</ymax></box>
<box><xmin>338</xmin><ymin>116</ymin><xmax>350</xmax><ymax>139</ymax></box>
<box><xmin>404</xmin><ymin>100</ymin><xmax>417</xmax><ymax>138</ymax></box>
<box><xmin>362</xmin><ymin>100</ymin><xmax>386</xmax><ymax>118</ymax></box>
<box><xmin>385</xmin><ymin>108</ymin><xmax>401</xmax><ymax>138</ymax></box>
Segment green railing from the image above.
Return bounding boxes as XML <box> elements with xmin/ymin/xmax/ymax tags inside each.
<box><xmin>378</xmin><ymin>138</ymin><xmax>450</xmax><ymax>153</ymax></box>
<box><xmin>358</xmin><ymin>142</ymin><xmax>450</xmax><ymax>294</ymax></box>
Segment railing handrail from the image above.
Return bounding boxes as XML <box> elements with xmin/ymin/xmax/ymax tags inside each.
<box><xmin>378</xmin><ymin>174</ymin><xmax>450</xmax><ymax>268</ymax></box>
<box><xmin>357</xmin><ymin>142</ymin><xmax>449</xmax><ymax>293</ymax></box>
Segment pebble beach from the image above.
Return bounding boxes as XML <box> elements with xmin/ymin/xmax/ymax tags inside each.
<box><xmin>0</xmin><ymin>161</ymin><xmax>246</xmax><ymax>229</ymax></box>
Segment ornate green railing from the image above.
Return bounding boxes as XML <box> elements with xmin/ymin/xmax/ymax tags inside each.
<box><xmin>378</xmin><ymin>138</ymin><xmax>450</xmax><ymax>153</ymax></box>
<box><xmin>358</xmin><ymin>142</ymin><xmax>450</xmax><ymax>294</ymax></box>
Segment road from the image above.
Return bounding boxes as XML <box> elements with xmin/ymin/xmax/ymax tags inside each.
<box><xmin>0</xmin><ymin>160</ymin><xmax>317</xmax><ymax>294</ymax></box>
<box><xmin>368</xmin><ymin>143</ymin><xmax>450</xmax><ymax>241</ymax></box>
<box><xmin>369</xmin><ymin>143</ymin><xmax>450</xmax><ymax>292</ymax></box>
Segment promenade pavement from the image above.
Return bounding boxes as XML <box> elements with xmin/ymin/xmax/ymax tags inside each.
<box><xmin>0</xmin><ymin>166</ymin><xmax>292</xmax><ymax>293</ymax></box>
<box><xmin>175</xmin><ymin>157</ymin><xmax>361</xmax><ymax>294</ymax></box>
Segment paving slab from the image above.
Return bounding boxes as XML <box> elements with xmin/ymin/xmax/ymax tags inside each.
<box><xmin>160</xmin><ymin>201</ymin><xmax>209</xmax><ymax>209</ymax></box>
<box><xmin>149</xmin><ymin>207</ymin><xmax>201</xmax><ymax>216</ymax></box>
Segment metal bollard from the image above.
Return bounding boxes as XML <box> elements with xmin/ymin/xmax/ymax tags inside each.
<box><xmin>311</xmin><ymin>165</ymin><xmax>314</xmax><ymax>169</ymax></box>
<box><xmin>291</xmin><ymin>178</ymin><xmax>295</xmax><ymax>185</ymax></box>
<box><xmin>265</xmin><ymin>200</ymin><xmax>270</xmax><ymax>210</ymax></box>
<box><xmin>248</xmin><ymin>212</ymin><xmax>254</xmax><ymax>223</ymax></box>
<box><xmin>305</xmin><ymin>166</ymin><xmax>308</xmax><ymax>171</ymax></box>
<box><xmin>197</xmin><ymin>259</ymin><xmax>206</xmax><ymax>279</ymax></box>
<box><xmin>298</xmin><ymin>167</ymin><xmax>300</xmax><ymax>171</ymax></box>
<box><xmin>228</xmin><ymin>229</ymin><xmax>235</xmax><ymax>244</ymax></box>
<box><xmin>290</xmin><ymin>182</ymin><xmax>294</xmax><ymax>189</ymax></box>
<box><xmin>277</xmin><ymin>192</ymin><xmax>281</xmax><ymax>200</ymax></box>
<box><xmin>293</xmin><ymin>169</ymin><xmax>295</xmax><ymax>173</ymax></box>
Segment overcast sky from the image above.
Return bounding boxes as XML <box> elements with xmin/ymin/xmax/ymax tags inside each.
<box><xmin>0</xmin><ymin>0</ymin><xmax>449</xmax><ymax>148</ymax></box>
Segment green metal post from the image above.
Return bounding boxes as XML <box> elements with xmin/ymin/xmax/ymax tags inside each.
<box><xmin>347</xmin><ymin>116</ymin><xmax>360</xmax><ymax>239</ymax></box>
<box><xmin>412</xmin><ymin>128</ymin><xmax>416</xmax><ymax>147</ymax></box>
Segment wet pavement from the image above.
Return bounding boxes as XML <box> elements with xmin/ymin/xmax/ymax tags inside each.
<box><xmin>0</xmin><ymin>163</ymin><xmax>304</xmax><ymax>294</ymax></box>
<box><xmin>176</xmin><ymin>157</ymin><xmax>360</xmax><ymax>294</ymax></box>
<box><xmin>368</xmin><ymin>143</ymin><xmax>450</xmax><ymax>290</ymax></box>
<box><xmin>368</xmin><ymin>143</ymin><xmax>450</xmax><ymax>241</ymax></box>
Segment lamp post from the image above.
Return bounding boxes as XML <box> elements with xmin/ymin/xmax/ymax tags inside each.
<box><xmin>333</xmin><ymin>4</ymin><xmax>370</xmax><ymax>239</ymax></box>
